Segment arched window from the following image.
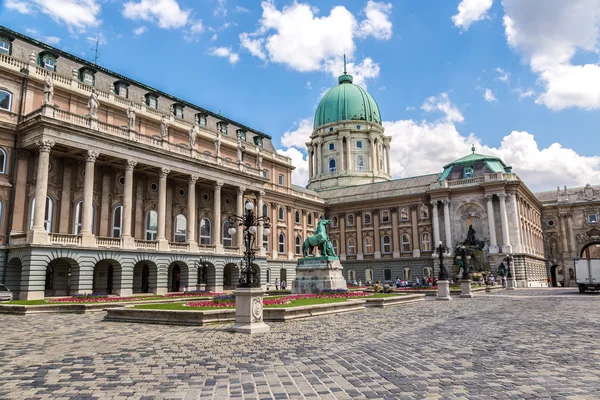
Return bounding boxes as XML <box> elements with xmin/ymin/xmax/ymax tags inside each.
<box><xmin>332</xmin><ymin>216</ymin><xmax>338</xmax><ymax>227</ymax></box>
<box><xmin>348</xmin><ymin>269</ymin><xmax>356</xmax><ymax>282</ymax></box>
<box><xmin>112</xmin><ymin>205</ymin><xmax>123</xmax><ymax>238</ymax></box>
<box><xmin>199</xmin><ymin>218</ymin><xmax>211</xmax><ymax>245</ymax></box>
<box><xmin>266</xmin><ymin>269</ymin><xmax>271</xmax><ymax>283</ymax></box>
<box><xmin>308</xmin><ymin>213</ymin><xmax>313</xmax><ymax>226</ymax></box>
<box><xmin>74</xmin><ymin>202</ymin><xmax>95</xmax><ymax>235</ymax></box>
<box><xmin>400</xmin><ymin>207</ymin><xmax>409</xmax><ymax>222</ymax></box>
<box><xmin>381</xmin><ymin>210</ymin><xmax>390</xmax><ymax>224</ymax></box>
<box><xmin>332</xmin><ymin>239</ymin><xmax>339</xmax><ymax>255</ymax></box>
<box><xmin>262</xmin><ymin>203</ymin><xmax>268</xmax><ymax>218</ymax></box>
<box><xmin>401</xmin><ymin>233</ymin><xmax>411</xmax><ymax>253</ymax></box>
<box><xmin>347</xmin><ymin>237</ymin><xmax>356</xmax><ymax>255</ymax></box>
<box><xmin>420</xmin><ymin>205</ymin><xmax>429</xmax><ymax>220</ymax></box>
<box><xmin>382</xmin><ymin>235</ymin><xmax>392</xmax><ymax>254</ymax></box>
<box><xmin>145</xmin><ymin>210</ymin><xmax>158</xmax><ymax>240</ymax></box>
<box><xmin>329</xmin><ymin>158</ymin><xmax>336</xmax><ymax>172</ymax></box>
<box><xmin>278</xmin><ymin>233</ymin><xmax>286</xmax><ymax>254</ymax></box>
<box><xmin>278</xmin><ymin>206</ymin><xmax>285</xmax><ymax>221</ymax></box>
<box><xmin>357</xmin><ymin>156</ymin><xmax>365</xmax><ymax>171</ymax></box>
<box><xmin>363</xmin><ymin>212</ymin><xmax>372</xmax><ymax>225</ymax></box>
<box><xmin>0</xmin><ymin>90</ymin><xmax>11</xmax><ymax>112</ymax></box>
<box><xmin>365</xmin><ymin>268</ymin><xmax>374</xmax><ymax>283</ymax></box>
<box><xmin>0</xmin><ymin>148</ymin><xmax>6</xmax><ymax>175</ymax></box>
<box><xmin>295</xmin><ymin>235</ymin><xmax>302</xmax><ymax>255</ymax></box>
<box><xmin>174</xmin><ymin>214</ymin><xmax>187</xmax><ymax>242</ymax></box>
<box><xmin>422</xmin><ymin>232</ymin><xmax>431</xmax><ymax>251</ymax></box>
<box><xmin>295</xmin><ymin>210</ymin><xmax>300</xmax><ymax>224</ymax></box>
<box><xmin>30</xmin><ymin>196</ymin><xmax>54</xmax><ymax>232</ymax></box>
<box><xmin>347</xmin><ymin>213</ymin><xmax>355</xmax><ymax>227</ymax></box>
<box><xmin>423</xmin><ymin>267</ymin><xmax>432</xmax><ymax>279</ymax></box>
<box><xmin>364</xmin><ymin>236</ymin><xmax>373</xmax><ymax>255</ymax></box>
<box><xmin>223</xmin><ymin>221</ymin><xmax>234</xmax><ymax>247</ymax></box>
<box><xmin>384</xmin><ymin>268</ymin><xmax>392</xmax><ymax>281</ymax></box>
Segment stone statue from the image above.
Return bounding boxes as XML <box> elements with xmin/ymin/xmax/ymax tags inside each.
<box><xmin>464</xmin><ymin>224</ymin><xmax>476</xmax><ymax>246</ymax></box>
<box><xmin>127</xmin><ymin>102</ymin><xmax>136</xmax><ymax>130</ymax></box>
<box><xmin>160</xmin><ymin>115</ymin><xmax>169</xmax><ymax>140</ymax></box>
<box><xmin>189</xmin><ymin>122</ymin><xmax>198</xmax><ymax>148</ymax></box>
<box><xmin>497</xmin><ymin>262</ymin><xmax>507</xmax><ymax>277</ymax></box>
<box><xmin>43</xmin><ymin>74</ymin><xmax>54</xmax><ymax>104</ymax></box>
<box><xmin>302</xmin><ymin>218</ymin><xmax>337</xmax><ymax>258</ymax></box>
<box><xmin>237</xmin><ymin>137</ymin><xmax>245</xmax><ymax>163</ymax></box>
<box><xmin>214</xmin><ymin>130</ymin><xmax>222</xmax><ymax>158</ymax></box>
<box><xmin>256</xmin><ymin>145</ymin><xmax>263</xmax><ymax>170</ymax></box>
<box><xmin>87</xmin><ymin>88</ymin><xmax>99</xmax><ymax>117</ymax></box>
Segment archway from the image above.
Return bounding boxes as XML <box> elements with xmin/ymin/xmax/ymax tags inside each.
<box><xmin>280</xmin><ymin>268</ymin><xmax>287</xmax><ymax>283</ymax></box>
<box><xmin>550</xmin><ymin>265</ymin><xmax>558</xmax><ymax>287</ymax></box>
<box><xmin>580</xmin><ymin>242</ymin><xmax>600</xmax><ymax>258</ymax></box>
<box><xmin>133</xmin><ymin>261</ymin><xmax>158</xmax><ymax>294</ymax></box>
<box><xmin>5</xmin><ymin>258</ymin><xmax>23</xmax><ymax>296</ymax></box>
<box><xmin>223</xmin><ymin>263</ymin><xmax>239</xmax><ymax>290</ymax></box>
<box><xmin>45</xmin><ymin>258</ymin><xmax>79</xmax><ymax>296</ymax></box>
<box><xmin>93</xmin><ymin>260</ymin><xmax>122</xmax><ymax>295</ymax></box>
<box><xmin>203</xmin><ymin>262</ymin><xmax>217</xmax><ymax>292</ymax></box>
<box><xmin>168</xmin><ymin>262</ymin><xmax>189</xmax><ymax>292</ymax></box>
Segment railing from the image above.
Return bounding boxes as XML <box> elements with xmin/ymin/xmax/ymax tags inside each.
<box><xmin>96</xmin><ymin>236</ymin><xmax>121</xmax><ymax>248</ymax></box>
<box><xmin>98</xmin><ymin>121</ymin><xmax>128</xmax><ymax>138</ymax></box>
<box><xmin>0</xmin><ymin>52</ymin><xmax>28</xmax><ymax>71</ymax></box>
<box><xmin>135</xmin><ymin>239</ymin><xmax>158</xmax><ymax>250</ymax></box>
<box><xmin>9</xmin><ymin>233</ymin><xmax>28</xmax><ymax>245</ymax></box>
<box><xmin>169</xmin><ymin>242</ymin><xmax>189</xmax><ymax>251</ymax></box>
<box><xmin>448</xmin><ymin>176</ymin><xmax>485</xmax><ymax>186</ymax></box>
<box><xmin>198</xmin><ymin>245</ymin><xmax>216</xmax><ymax>253</ymax></box>
<box><xmin>50</xmin><ymin>233</ymin><xmax>81</xmax><ymax>246</ymax></box>
<box><xmin>54</xmin><ymin>108</ymin><xmax>90</xmax><ymax>127</ymax></box>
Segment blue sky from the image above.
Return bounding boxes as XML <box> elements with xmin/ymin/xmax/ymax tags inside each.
<box><xmin>3</xmin><ymin>0</ymin><xmax>600</xmax><ymax>191</ymax></box>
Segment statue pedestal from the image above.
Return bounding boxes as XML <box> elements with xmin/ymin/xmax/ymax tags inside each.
<box><xmin>506</xmin><ymin>277</ymin><xmax>517</xmax><ymax>290</ymax></box>
<box><xmin>460</xmin><ymin>279</ymin><xmax>474</xmax><ymax>298</ymax></box>
<box><xmin>231</xmin><ymin>288</ymin><xmax>270</xmax><ymax>334</ymax></box>
<box><xmin>436</xmin><ymin>280</ymin><xmax>452</xmax><ymax>301</ymax></box>
<box><xmin>292</xmin><ymin>257</ymin><xmax>347</xmax><ymax>294</ymax></box>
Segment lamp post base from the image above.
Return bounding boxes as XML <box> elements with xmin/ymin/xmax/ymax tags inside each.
<box><xmin>460</xmin><ymin>279</ymin><xmax>474</xmax><ymax>298</ymax></box>
<box><xmin>506</xmin><ymin>278</ymin><xmax>517</xmax><ymax>290</ymax></box>
<box><xmin>231</xmin><ymin>287</ymin><xmax>270</xmax><ymax>334</ymax></box>
<box><xmin>436</xmin><ymin>280</ymin><xmax>453</xmax><ymax>300</ymax></box>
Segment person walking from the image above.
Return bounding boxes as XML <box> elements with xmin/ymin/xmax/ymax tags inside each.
<box><xmin>395</xmin><ymin>277</ymin><xmax>400</xmax><ymax>288</ymax></box>
<box><xmin>275</xmin><ymin>278</ymin><xmax>280</xmax><ymax>290</ymax></box>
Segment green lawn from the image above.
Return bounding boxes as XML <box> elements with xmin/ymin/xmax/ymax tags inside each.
<box><xmin>3</xmin><ymin>300</ymin><xmax>47</xmax><ymax>305</ymax></box>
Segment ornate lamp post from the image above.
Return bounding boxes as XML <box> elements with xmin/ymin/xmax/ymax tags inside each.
<box><xmin>227</xmin><ymin>202</ymin><xmax>271</xmax><ymax>288</ymax></box>
<box><xmin>505</xmin><ymin>254</ymin><xmax>516</xmax><ymax>290</ymax></box>
<box><xmin>435</xmin><ymin>241</ymin><xmax>452</xmax><ymax>300</ymax></box>
<box><xmin>228</xmin><ymin>201</ymin><xmax>271</xmax><ymax>334</ymax></box>
<box><xmin>456</xmin><ymin>245</ymin><xmax>474</xmax><ymax>298</ymax></box>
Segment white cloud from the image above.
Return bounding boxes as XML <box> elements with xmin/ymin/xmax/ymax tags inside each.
<box><xmin>214</xmin><ymin>0</ymin><xmax>227</xmax><ymax>16</ymax></box>
<box><xmin>9</xmin><ymin>0</ymin><xmax>101</xmax><ymax>30</ymax></box>
<box><xmin>208</xmin><ymin>47</ymin><xmax>240</xmax><ymax>64</ymax></box>
<box><xmin>502</xmin><ymin>0</ymin><xmax>600</xmax><ymax>110</ymax></box>
<box><xmin>189</xmin><ymin>20</ymin><xmax>204</xmax><ymax>33</ymax></box>
<box><xmin>495</xmin><ymin>67</ymin><xmax>509</xmax><ymax>83</ymax></box>
<box><xmin>484</xmin><ymin>88</ymin><xmax>497</xmax><ymax>102</ymax></box>
<box><xmin>133</xmin><ymin>26</ymin><xmax>147</xmax><ymax>36</ymax></box>
<box><xmin>281</xmin><ymin>118</ymin><xmax>313</xmax><ymax>149</ymax></box>
<box><xmin>306</xmin><ymin>81</ymin><xmax>312</xmax><ymax>89</ymax></box>
<box><xmin>451</xmin><ymin>0</ymin><xmax>493</xmax><ymax>31</ymax></box>
<box><xmin>357</xmin><ymin>0</ymin><xmax>393</xmax><ymax>40</ymax></box>
<box><xmin>25</xmin><ymin>28</ymin><xmax>61</xmax><ymax>45</ymax></box>
<box><xmin>277</xmin><ymin>147</ymin><xmax>309</xmax><ymax>187</ymax></box>
<box><xmin>421</xmin><ymin>92</ymin><xmax>464</xmax><ymax>122</ymax></box>
<box><xmin>234</xmin><ymin>5</ymin><xmax>249</xmax><ymax>13</ymax></box>
<box><xmin>123</xmin><ymin>0</ymin><xmax>190</xmax><ymax>29</ymax></box>
<box><xmin>514</xmin><ymin>87</ymin><xmax>535</xmax><ymax>99</ymax></box>
<box><xmin>239</xmin><ymin>0</ymin><xmax>392</xmax><ymax>86</ymax></box>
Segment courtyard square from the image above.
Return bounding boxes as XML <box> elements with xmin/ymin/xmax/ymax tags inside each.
<box><xmin>1</xmin><ymin>289</ymin><xmax>599</xmax><ymax>399</ymax></box>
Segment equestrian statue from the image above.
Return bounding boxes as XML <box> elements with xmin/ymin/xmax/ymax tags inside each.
<box><xmin>302</xmin><ymin>218</ymin><xmax>338</xmax><ymax>258</ymax></box>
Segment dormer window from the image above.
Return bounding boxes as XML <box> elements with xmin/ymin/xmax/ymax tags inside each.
<box><xmin>217</xmin><ymin>122</ymin><xmax>228</xmax><ymax>135</ymax></box>
<box><xmin>253</xmin><ymin>136</ymin><xmax>263</xmax><ymax>147</ymax></box>
<box><xmin>39</xmin><ymin>51</ymin><xmax>58</xmax><ymax>72</ymax></box>
<box><xmin>114</xmin><ymin>81</ymin><xmax>129</xmax><ymax>98</ymax></box>
<box><xmin>196</xmin><ymin>113</ymin><xmax>207</xmax><ymax>126</ymax></box>
<box><xmin>145</xmin><ymin>93</ymin><xmax>158</xmax><ymax>109</ymax></box>
<box><xmin>173</xmin><ymin>104</ymin><xmax>184</xmax><ymax>119</ymax></box>
<box><xmin>0</xmin><ymin>35</ymin><xmax>12</xmax><ymax>55</ymax></box>
<box><xmin>237</xmin><ymin>129</ymin><xmax>247</xmax><ymax>141</ymax></box>
<box><xmin>464</xmin><ymin>167</ymin><xmax>474</xmax><ymax>179</ymax></box>
<box><xmin>79</xmin><ymin>67</ymin><xmax>96</xmax><ymax>86</ymax></box>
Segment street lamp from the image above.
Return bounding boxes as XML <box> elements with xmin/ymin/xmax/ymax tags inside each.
<box><xmin>505</xmin><ymin>254</ymin><xmax>513</xmax><ymax>278</ymax></box>
<box><xmin>228</xmin><ymin>201</ymin><xmax>271</xmax><ymax>288</ymax></box>
<box><xmin>435</xmin><ymin>241</ymin><xmax>449</xmax><ymax>281</ymax></box>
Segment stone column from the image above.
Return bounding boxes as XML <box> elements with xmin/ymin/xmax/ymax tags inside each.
<box><xmin>339</xmin><ymin>212</ymin><xmax>346</xmax><ymax>261</ymax></box>
<box><xmin>80</xmin><ymin>151</ymin><xmax>99</xmax><ymax>246</ymax></box>
<box><xmin>10</xmin><ymin>151</ymin><xmax>29</xmax><ymax>235</ymax></box>
<box><xmin>257</xmin><ymin>191</ymin><xmax>266</xmax><ymax>256</ymax></box>
<box><xmin>98</xmin><ymin>169</ymin><xmax>111</xmax><ymax>237</ymax></box>
<box><xmin>431</xmin><ymin>200</ymin><xmax>441</xmax><ymax>248</ymax></box>
<box><xmin>498</xmin><ymin>193</ymin><xmax>512</xmax><ymax>253</ymax></box>
<box><xmin>30</xmin><ymin>139</ymin><xmax>55</xmax><ymax>244</ymax></box>
<box><xmin>510</xmin><ymin>193</ymin><xmax>522</xmax><ymax>253</ymax></box>
<box><xmin>271</xmin><ymin>203</ymin><xmax>278</xmax><ymax>257</ymax></box>
<box><xmin>157</xmin><ymin>167</ymin><xmax>170</xmax><ymax>250</ymax></box>
<box><xmin>307</xmin><ymin>145</ymin><xmax>313</xmax><ymax>179</ymax></box>
<box><xmin>373</xmin><ymin>209</ymin><xmax>381</xmax><ymax>259</ymax></box>
<box><xmin>391</xmin><ymin>207</ymin><xmax>400</xmax><ymax>258</ymax></box>
<box><xmin>442</xmin><ymin>199</ymin><xmax>453</xmax><ymax>252</ymax></box>
<box><xmin>315</xmin><ymin>140</ymin><xmax>322</xmax><ymax>175</ymax></box>
<box><xmin>567</xmin><ymin>214</ymin><xmax>576</xmax><ymax>256</ymax></box>
<box><xmin>58</xmin><ymin>161</ymin><xmax>72</xmax><ymax>234</ymax></box>
<box><xmin>356</xmin><ymin>212</ymin><xmax>363</xmax><ymax>260</ymax></box>
<box><xmin>236</xmin><ymin>186</ymin><xmax>246</xmax><ymax>249</ymax></box>
<box><xmin>121</xmin><ymin>160</ymin><xmax>137</xmax><ymax>249</ymax></box>
<box><xmin>287</xmin><ymin>206</ymin><xmax>294</xmax><ymax>259</ymax></box>
<box><xmin>559</xmin><ymin>214</ymin><xmax>568</xmax><ymax>254</ymax></box>
<box><xmin>213</xmin><ymin>181</ymin><xmax>223</xmax><ymax>251</ymax></box>
<box><xmin>338</xmin><ymin>135</ymin><xmax>345</xmax><ymax>171</ymax></box>
<box><xmin>188</xmin><ymin>175</ymin><xmax>199</xmax><ymax>251</ymax></box>
<box><xmin>485</xmin><ymin>194</ymin><xmax>499</xmax><ymax>254</ymax></box>
<box><xmin>410</xmin><ymin>205</ymin><xmax>420</xmax><ymax>258</ymax></box>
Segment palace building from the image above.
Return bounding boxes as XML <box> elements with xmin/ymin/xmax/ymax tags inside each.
<box><xmin>0</xmin><ymin>26</ymin><xmax>596</xmax><ymax>299</ymax></box>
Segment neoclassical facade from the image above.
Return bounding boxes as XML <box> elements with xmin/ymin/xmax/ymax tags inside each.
<box><xmin>0</xmin><ymin>27</ymin><xmax>593</xmax><ymax>299</ymax></box>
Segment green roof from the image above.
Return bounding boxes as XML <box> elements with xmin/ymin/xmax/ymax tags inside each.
<box><xmin>314</xmin><ymin>72</ymin><xmax>382</xmax><ymax>129</ymax></box>
<box><xmin>442</xmin><ymin>147</ymin><xmax>508</xmax><ymax>169</ymax></box>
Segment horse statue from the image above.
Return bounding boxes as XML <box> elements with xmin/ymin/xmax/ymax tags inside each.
<box><xmin>302</xmin><ymin>218</ymin><xmax>338</xmax><ymax>258</ymax></box>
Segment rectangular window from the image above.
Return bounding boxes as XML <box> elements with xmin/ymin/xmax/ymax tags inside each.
<box><xmin>262</xmin><ymin>169</ymin><xmax>269</xmax><ymax>179</ymax></box>
<box><xmin>589</xmin><ymin>214</ymin><xmax>598</xmax><ymax>224</ymax></box>
<box><xmin>219</xmin><ymin>123</ymin><xmax>228</xmax><ymax>135</ymax></box>
<box><xmin>175</xmin><ymin>106</ymin><xmax>184</xmax><ymax>119</ymax></box>
<box><xmin>83</xmin><ymin>71</ymin><xmax>94</xmax><ymax>86</ymax></box>
<box><xmin>329</xmin><ymin>143</ymin><xmax>335</xmax><ymax>151</ymax></box>
<box><xmin>278</xmin><ymin>174</ymin><xmax>284</xmax><ymax>186</ymax></box>
<box><xmin>117</xmin><ymin>84</ymin><xmax>127</xmax><ymax>98</ymax></box>
<box><xmin>356</xmin><ymin>140</ymin><xmax>363</xmax><ymax>149</ymax></box>
<box><xmin>148</xmin><ymin>96</ymin><xmax>157</xmax><ymax>109</ymax></box>
<box><xmin>199</xmin><ymin>115</ymin><xmax>207</xmax><ymax>126</ymax></box>
<box><xmin>464</xmin><ymin>167</ymin><xmax>474</xmax><ymax>179</ymax></box>
<box><xmin>44</xmin><ymin>57</ymin><xmax>56</xmax><ymax>71</ymax></box>
<box><xmin>0</xmin><ymin>38</ymin><xmax>10</xmax><ymax>54</ymax></box>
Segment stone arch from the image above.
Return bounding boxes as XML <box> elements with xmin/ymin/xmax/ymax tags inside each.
<box><xmin>44</xmin><ymin>256</ymin><xmax>81</xmax><ymax>297</ymax></box>
<box><xmin>133</xmin><ymin>260</ymin><xmax>158</xmax><ymax>294</ymax></box>
<box><xmin>223</xmin><ymin>262</ymin><xmax>239</xmax><ymax>290</ymax></box>
<box><xmin>168</xmin><ymin>261</ymin><xmax>189</xmax><ymax>292</ymax></box>
<box><xmin>580</xmin><ymin>241</ymin><xmax>600</xmax><ymax>258</ymax></box>
<box><xmin>454</xmin><ymin>201</ymin><xmax>487</xmax><ymax>245</ymax></box>
<box><xmin>93</xmin><ymin>259</ymin><xmax>122</xmax><ymax>295</ymax></box>
<box><xmin>5</xmin><ymin>257</ymin><xmax>23</xmax><ymax>295</ymax></box>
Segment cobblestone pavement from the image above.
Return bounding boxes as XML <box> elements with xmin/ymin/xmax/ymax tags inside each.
<box><xmin>1</xmin><ymin>288</ymin><xmax>599</xmax><ymax>400</ymax></box>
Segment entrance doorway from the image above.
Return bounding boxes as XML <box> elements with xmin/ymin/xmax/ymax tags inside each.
<box><xmin>550</xmin><ymin>265</ymin><xmax>558</xmax><ymax>287</ymax></box>
<box><xmin>142</xmin><ymin>265</ymin><xmax>150</xmax><ymax>293</ymax></box>
<box><xmin>171</xmin><ymin>264</ymin><xmax>181</xmax><ymax>292</ymax></box>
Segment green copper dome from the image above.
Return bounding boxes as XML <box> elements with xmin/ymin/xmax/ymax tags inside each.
<box><xmin>314</xmin><ymin>72</ymin><xmax>382</xmax><ymax>129</ymax></box>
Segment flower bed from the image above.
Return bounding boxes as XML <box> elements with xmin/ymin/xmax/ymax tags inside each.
<box><xmin>164</xmin><ymin>291</ymin><xmax>220</xmax><ymax>298</ymax></box>
<box><xmin>185</xmin><ymin>291</ymin><xmax>373</xmax><ymax>308</ymax></box>
<box><xmin>47</xmin><ymin>296</ymin><xmax>155</xmax><ymax>303</ymax></box>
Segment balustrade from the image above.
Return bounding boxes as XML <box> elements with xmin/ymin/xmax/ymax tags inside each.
<box><xmin>134</xmin><ymin>239</ymin><xmax>158</xmax><ymax>250</ymax></box>
<box><xmin>169</xmin><ymin>242</ymin><xmax>189</xmax><ymax>251</ymax></box>
<box><xmin>49</xmin><ymin>233</ymin><xmax>81</xmax><ymax>246</ymax></box>
<box><xmin>96</xmin><ymin>236</ymin><xmax>121</xmax><ymax>248</ymax></box>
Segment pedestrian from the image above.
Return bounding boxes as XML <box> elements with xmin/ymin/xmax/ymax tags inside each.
<box><xmin>415</xmin><ymin>277</ymin><xmax>420</xmax><ymax>287</ymax></box>
<box><xmin>501</xmin><ymin>275</ymin><xmax>506</xmax><ymax>288</ymax></box>
<box><xmin>281</xmin><ymin>280</ymin><xmax>286</xmax><ymax>290</ymax></box>
<box><xmin>547</xmin><ymin>276</ymin><xmax>552</xmax><ymax>287</ymax></box>
<box><xmin>395</xmin><ymin>277</ymin><xmax>400</xmax><ymax>288</ymax></box>
<box><xmin>275</xmin><ymin>278</ymin><xmax>280</xmax><ymax>290</ymax></box>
